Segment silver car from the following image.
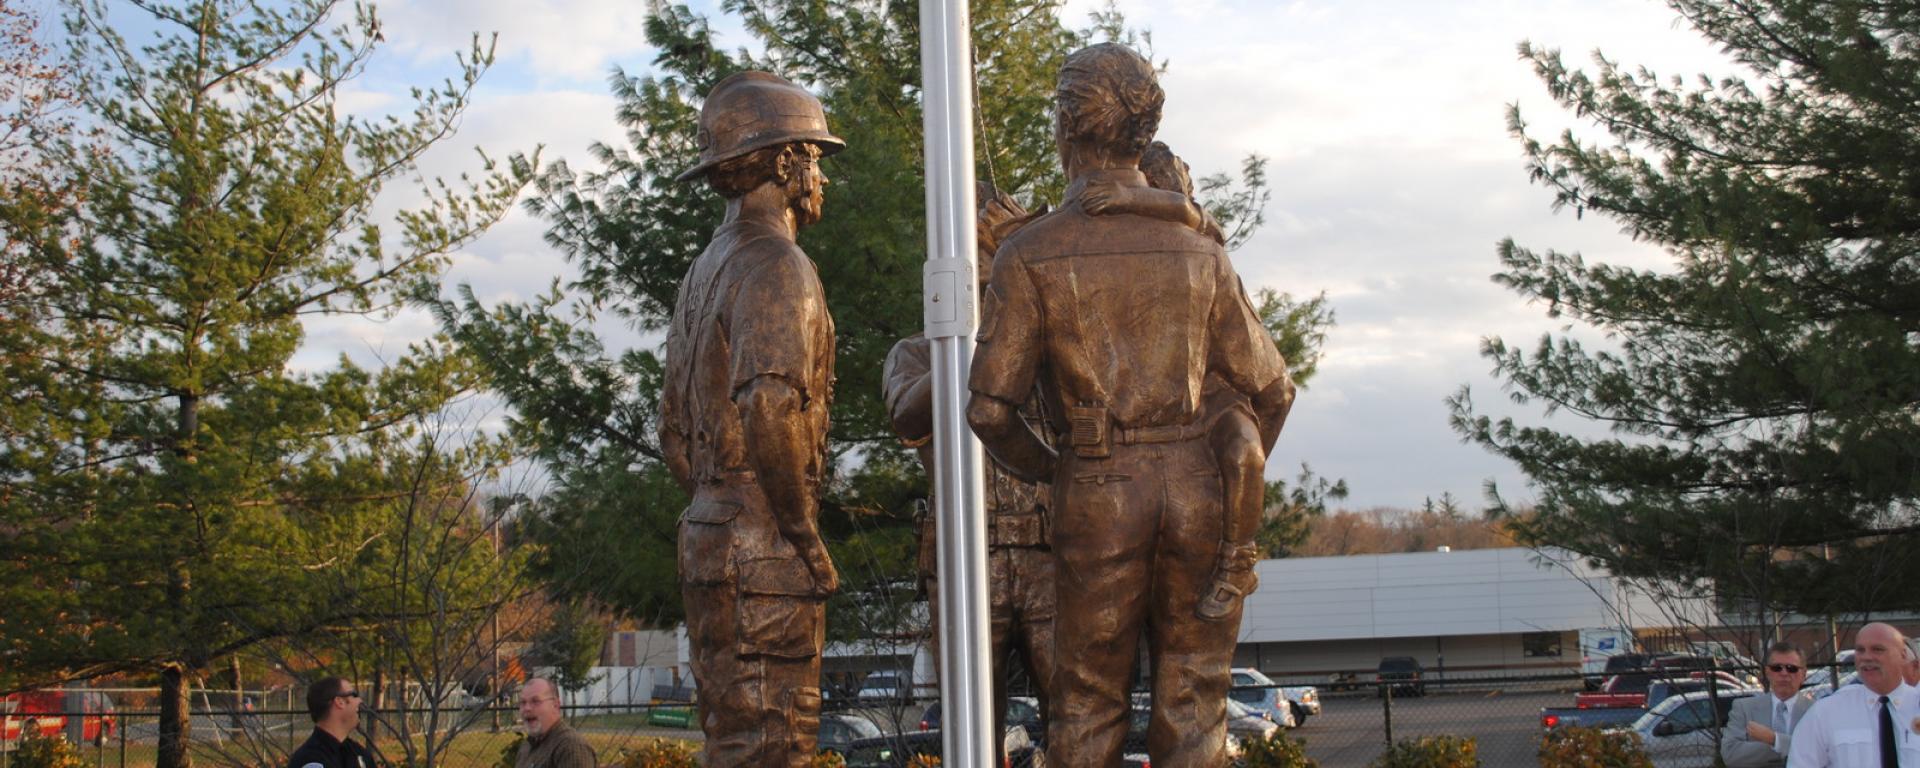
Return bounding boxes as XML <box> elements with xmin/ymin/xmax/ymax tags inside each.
<box><xmin>1624</xmin><ymin>689</ymin><xmax>1756</xmax><ymax>768</ymax></box>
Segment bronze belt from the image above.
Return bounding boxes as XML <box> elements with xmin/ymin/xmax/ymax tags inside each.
<box><xmin>1113</xmin><ymin>420</ymin><xmax>1206</xmax><ymax>445</ymax></box>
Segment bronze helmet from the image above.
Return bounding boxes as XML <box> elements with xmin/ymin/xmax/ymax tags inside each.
<box><xmin>675</xmin><ymin>71</ymin><xmax>846</xmax><ymax>183</ymax></box>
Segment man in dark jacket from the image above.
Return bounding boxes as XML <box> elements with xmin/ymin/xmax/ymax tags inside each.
<box><xmin>288</xmin><ymin>677</ymin><xmax>375</xmax><ymax>768</ymax></box>
<box><xmin>513</xmin><ymin>678</ymin><xmax>594</xmax><ymax>768</ymax></box>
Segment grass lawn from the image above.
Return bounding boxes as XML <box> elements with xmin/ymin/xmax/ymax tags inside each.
<box><xmin>67</xmin><ymin>725</ymin><xmax>699</xmax><ymax>768</ymax></box>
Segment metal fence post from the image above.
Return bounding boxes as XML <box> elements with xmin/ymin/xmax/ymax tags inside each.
<box><xmin>1382</xmin><ymin>680</ymin><xmax>1394</xmax><ymax>750</ymax></box>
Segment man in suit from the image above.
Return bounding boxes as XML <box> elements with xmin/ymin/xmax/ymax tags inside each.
<box><xmin>1723</xmin><ymin>641</ymin><xmax>1816</xmax><ymax>767</ymax></box>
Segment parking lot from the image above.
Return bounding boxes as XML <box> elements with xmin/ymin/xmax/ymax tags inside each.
<box><xmin>1295</xmin><ymin>688</ymin><xmax>1567</xmax><ymax>766</ymax></box>
<box><xmin>814</xmin><ymin>681</ymin><xmax>1580</xmax><ymax>766</ymax></box>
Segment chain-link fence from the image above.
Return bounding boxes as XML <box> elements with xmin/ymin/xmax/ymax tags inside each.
<box><xmin>3</xmin><ymin>666</ymin><xmax>1778</xmax><ymax>768</ymax></box>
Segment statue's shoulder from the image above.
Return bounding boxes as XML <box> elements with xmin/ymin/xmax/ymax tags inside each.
<box><xmin>720</xmin><ymin>226</ymin><xmax>818</xmax><ymax>288</ymax></box>
<box><xmin>991</xmin><ymin>205</ymin><xmax>1080</xmax><ymax>265</ymax></box>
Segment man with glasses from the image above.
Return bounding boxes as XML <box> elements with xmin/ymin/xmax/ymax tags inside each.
<box><xmin>1789</xmin><ymin>622</ymin><xmax>1920</xmax><ymax>767</ymax></box>
<box><xmin>1723</xmin><ymin>641</ymin><xmax>1815</xmax><ymax>767</ymax></box>
<box><xmin>513</xmin><ymin>678</ymin><xmax>593</xmax><ymax>768</ymax></box>
<box><xmin>289</xmin><ymin>678</ymin><xmax>375</xmax><ymax>768</ymax></box>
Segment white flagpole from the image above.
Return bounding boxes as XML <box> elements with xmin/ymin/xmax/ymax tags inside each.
<box><xmin>919</xmin><ymin>0</ymin><xmax>995</xmax><ymax>764</ymax></box>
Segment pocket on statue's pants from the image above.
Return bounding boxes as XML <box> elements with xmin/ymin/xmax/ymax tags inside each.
<box><xmin>736</xmin><ymin>556</ymin><xmax>824</xmax><ymax>658</ymax></box>
<box><xmin>786</xmin><ymin>687</ymin><xmax>822</xmax><ymax>735</ymax></box>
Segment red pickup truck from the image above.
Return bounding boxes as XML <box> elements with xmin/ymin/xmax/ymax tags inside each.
<box><xmin>1572</xmin><ymin>670</ymin><xmax>1754</xmax><ymax>710</ymax></box>
<box><xmin>1</xmin><ymin>691</ymin><xmax>117</xmax><ymax>747</ymax></box>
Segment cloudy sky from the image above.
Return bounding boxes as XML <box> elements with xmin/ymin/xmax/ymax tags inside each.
<box><xmin>307</xmin><ymin>0</ymin><xmax>1739</xmax><ymax>511</ymax></box>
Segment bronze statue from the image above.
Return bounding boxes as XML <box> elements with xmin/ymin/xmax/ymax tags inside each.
<box><xmin>967</xmin><ymin>44</ymin><xmax>1294</xmax><ymax>768</ymax></box>
<box><xmin>660</xmin><ymin>70</ymin><xmax>843</xmax><ymax>767</ymax></box>
<box><xmin>883</xmin><ymin>183</ymin><xmax>1054</xmax><ymax>761</ymax></box>
<box><xmin>1086</xmin><ymin>141</ymin><xmax>1268</xmax><ymax>621</ymax></box>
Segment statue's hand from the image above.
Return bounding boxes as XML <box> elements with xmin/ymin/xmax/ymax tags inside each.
<box><xmin>1081</xmin><ymin>178</ymin><xmax>1120</xmax><ymax>215</ymax></box>
<box><xmin>801</xmin><ymin>539</ymin><xmax>840</xmax><ymax>595</ymax></box>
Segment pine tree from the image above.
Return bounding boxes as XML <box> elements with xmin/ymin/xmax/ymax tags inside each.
<box><xmin>1451</xmin><ymin>0</ymin><xmax>1920</xmax><ymax>623</ymax></box>
<box><xmin>0</xmin><ymin>2</ymin><xmax>530</xmax><ymax>766</ymax></box>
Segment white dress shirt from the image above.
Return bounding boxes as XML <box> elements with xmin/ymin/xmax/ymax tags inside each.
<box><xmin>1788</xmin><ymin>682</ymin><xmax>1920</xmax><ymax>767</ymax></box>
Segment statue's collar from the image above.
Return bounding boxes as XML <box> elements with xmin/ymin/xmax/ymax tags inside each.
<box><xmin>1065</xmin><ymin>168</ymin><xmax>1147</xmax><ymax>202</ymax></box>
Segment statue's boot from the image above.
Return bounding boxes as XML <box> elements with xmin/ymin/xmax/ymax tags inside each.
<box><xmin>1196</xmin><ymin>543</ymin><xmax>1260</xmax><ymax>621</ymax></box>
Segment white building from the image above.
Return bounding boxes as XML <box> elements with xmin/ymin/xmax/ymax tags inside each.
<box><xmin>1232</xmin><ymin>546</ymin><xmax>1684</xmax><ymax>677</ymax></box>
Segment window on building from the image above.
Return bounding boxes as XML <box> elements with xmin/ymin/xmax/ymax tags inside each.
<box><xmin>1523</xmin><ymin>631</ymin><xmax>1563</xmax><ymax>658</ymax></box>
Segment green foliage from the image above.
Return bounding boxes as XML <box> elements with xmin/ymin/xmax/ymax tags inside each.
<box><xmin>494</xmin><ymin>733</ymin><xmax>527</xmax><ymax>768</ymax></box>
<box><xmin>0</xmin><ymin>0</ymin><xmax>529</xmax><ymax>764</ymax></box>
<box><xmin>1538</xmin><ymin>727</ymin><xmax>1653</xmax><ymax>768</ymax></box>
<box><xmin>1450</xmin><ymin>0</ymin><xmax>1920</xmax><ymax>618</ymax></box>
<box><xmin>431</xmin><ymin>0</ymin><xmax>1331</xmax><ymax>632</ymax></box>
<box><xmin>1371</xmin><ymin>735</ymin><xmax>1479</xmax><ymax>768</ymax></box>
<box><xmin>10</xmin><ymin>731</ymin><xmax>88</xmax><ymax>768</ymax></box>
<box><xmin>1255</xmin><ymin>464</ymin><xmax>1351</xmax><ymax>558</ymax></box>
<box><xmin>612</xmin><ymin>738</ymin><xmax>700</xmax><ymax>768</ymax></box>
<box><xmin>531</xmin><ymin>599</ymin><xmax>612</xmax><ymax>694</ymax></box>
<box><xmin>1236</xmin><ymin>729</ymin><xmax>1320</xmax><ymax>768</ymax></box>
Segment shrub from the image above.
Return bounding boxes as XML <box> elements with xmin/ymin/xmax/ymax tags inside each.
<box><xmin>1370</xmin><ymin>735</ymin><xmax>1479</xmax><ymax>768</ymax></box>
<box><xmin>906</xmin><ymin>755</ymin><xmax>942</xmax><ymax>768</ymax></box>
<box><xmin>12</xmin><ymin>731</ymin><xmax>88</xmax><ymax>768</ymax></box>
<box><xmin>612</xmin><ymin>738</ymin><xmax>700</xmax><ymax>768</ymax></box>
<box><xmin>1237</xmin><ymin>730</ymin><xmax>1321</xmax><ymax>768</ymax></box>
<box><xmin>493</xmin><ymin>733</ymin><xmax>526</xmax><ymax>768</ymax></box>
<box><xmin>1538</xmin><ymin>727</ymin><xmax>1653</xmax><ymax>768</ymax></box>
<box><xmin>810</xmin><ymin>752</ymin><xmax>849</xmax><ymax>768</ymax></box>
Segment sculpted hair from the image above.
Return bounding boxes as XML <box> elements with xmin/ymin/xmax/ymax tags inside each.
<box><xmin>1766</xmin><ymin>640</ymin><xmax>1802</xmax><ymax>661</ymax></box>
<box><xmin>706</xmin><ymin>142</ymin><xmax>820</xmax><ymax>199</ymax></box>
<box><xmin>1139</xmin><ymin>141</ymin><xmax>1194</xmax><ymax>197</ymax></box>
<box><xmin>1056</xmin><ymin>43</ymin><xmax>1164</xmax><ymax>161</ymax></box>
<box><xmin>306</xmin><ymin>676</ymin><xmax>347</xmax><ymax>723</ymax></box>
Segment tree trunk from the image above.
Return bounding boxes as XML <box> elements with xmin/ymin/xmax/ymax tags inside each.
<box><xmin>157</xmin><ymin>663</ymin><xmax>192</xmax><ymax>768</ymax></box>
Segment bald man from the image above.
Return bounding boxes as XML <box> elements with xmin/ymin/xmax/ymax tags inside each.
<box><xmin>1788</xmin><ymin>623</ymin><xmax>1920</xmax><ymax>767</ymax></box>
<box><xmin>514</xmin><ymin>679</ymin><xmax>594</xmax><ymax>768</ymax></box>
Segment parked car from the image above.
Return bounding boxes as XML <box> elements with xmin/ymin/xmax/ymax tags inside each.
<box><xmin>1281</xmin><ymin>685</ymin><xmax>1322</xmax><ymax>724</ymax></box>
<box><xmin>1228</xmin><ymin>669</ymin><xmax>1295</xmax><ymax>728</ymax></box>
<box><xmin>1225</xmin><ymin>698</ymin><xmax>1281</xmax><ymax>748</ymax></box>
<box><xmin>917</xmin><ymin>696</ymin><xmax>1044</xmax><ymax>744</ymax></box>
<box><xmin>1542</xmin><ymin>674</ymin><xmax>1758</xmax><ymax>731</ymax></box>
<box><xmin>1805</xmin><ymin>650</ymin><xmax>1857</xmax><ymax>694</ymax></box>
<box><xmin>1122</xmin><ymin>696</ymin><xmax>1250</xmax><ymax>759</ymax></box>
<box><xmin>1649</xmin><ymin>654</ymin><xmax>1759</xmax><ymax>686</ymax></box>
<box><xmin>818</xmin><ymin>712</ymin><xmax>882</xmax><ymax>756</ymax></box>
<box><xmin>1585</xmin><ymin>652</ymin><xmax>1659</xmax><ymax>691</ymax></box>
<box><xmin>842</xmin><ymin>724</ymin><xmax>1037</xmax><ymax>768</ymax></box>
<box><xmin>1622</xmin><ymin>689</ymin><xmax>1756</xmax><ymax>768</ymax></box>
<box><xmin>1376</xmin><ymin>656</ymin><xmax>1426</xmax><ymax>697</ymax></box>
<box><xmin>855</xmin><ymin>671</ymin><xmax>914</xmax><ymax>702</ymax></box>
<box><xmin>1574</xmin><ymin>670</ymin><xmax>1754</xmax><ymax>710</ymax></box>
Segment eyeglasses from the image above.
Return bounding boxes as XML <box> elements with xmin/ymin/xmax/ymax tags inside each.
<box><xmin>336</xmin><ymin>691</ymin><xmax>362</xmax><ymax>700</ymax></box>
<box><xmin>521</xmin><ymin>695</ymin><xmax>555</xmax><ymax>706</ymax></box>
<box><xmin>1766</xmin><ymin>664</ymin><xmax>1803</xmax><ymax>673</ymax></box>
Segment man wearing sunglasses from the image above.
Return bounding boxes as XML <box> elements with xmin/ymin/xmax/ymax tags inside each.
<box><xmin>289</xmin><ymin>677</ymin><xmax>375</xmax><ymax>768</ymax></box>
<box><xmin>1722</xmin><ymin>642</ymin><xmax>1814</xmax><ymax>767</ymax></box>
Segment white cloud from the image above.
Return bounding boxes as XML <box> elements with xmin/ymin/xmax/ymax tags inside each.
<box><xmin>376</xmin><ymin>0</ymin><xmax>655</xmax><ymax>83</ymax></box>
<box><xmin>311</xmin><ymin>0</ymin><xmax>1753</xmax><ymax>511</ymax></box>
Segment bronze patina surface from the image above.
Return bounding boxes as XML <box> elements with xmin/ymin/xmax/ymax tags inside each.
<box><xmin>967</xmin><ymin>44</ymin><xmax>1295</xmax><ymax>768</ymax></box>
<box><xmin>883</xmin><ymin>184</ymin><xmax>1055</xmax><ymax>761</ymax></box>
<box><xmin>660</xmin><ymin>70</ymin><xmax>842</xmax><ymax>767</ymax></box>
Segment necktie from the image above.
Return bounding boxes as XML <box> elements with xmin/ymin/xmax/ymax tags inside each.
<box><xmin>1775</xmin><ymin>699</ymin><xmax>1788</xmax><ymax>736</ymax></box>
<box><xmin>1881</xmin><ymin>695</ymin><xmax>1898</xmax><ymax>768</ymax></box>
